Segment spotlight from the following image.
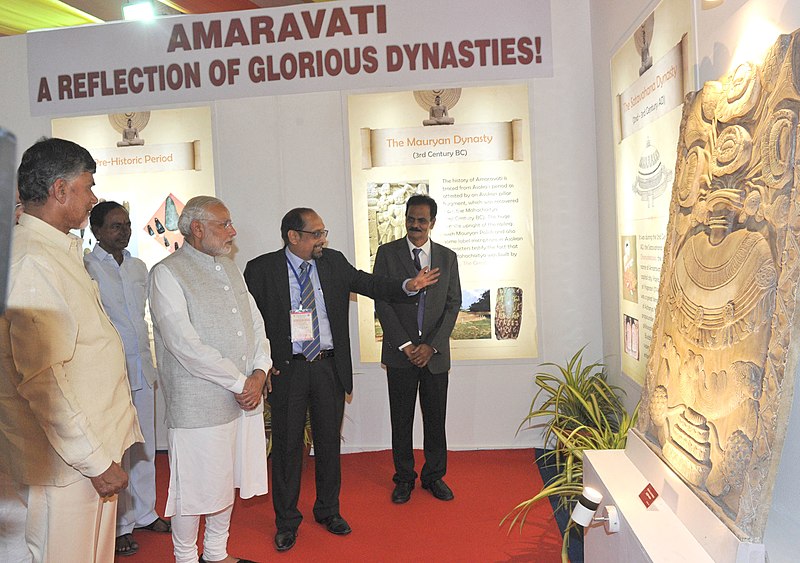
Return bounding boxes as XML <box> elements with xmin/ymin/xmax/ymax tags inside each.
<box><xmin>570</xmin><ymin>486</ymin><xmax>620</xmax><ymax>533</ymax></box>
<box><xmin>123</xmin><ymin>1</ymin><xmax>155</xmax><ymax>21</ymax></box>
<box><xmin>571</xmin><ymin>486</ymin><xmax>603</xmax><ymax>527</ymax></box>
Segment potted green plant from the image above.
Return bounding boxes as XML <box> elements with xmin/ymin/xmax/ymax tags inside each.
<box><xmin>503</xmin><ymin>347</ymin><xmax>637</xmax><ymax>561</ymax></box>
<box><xmin>522</xmin><ymin>346</ymin><xmax>626</xmax><ymax>450</ymax></box>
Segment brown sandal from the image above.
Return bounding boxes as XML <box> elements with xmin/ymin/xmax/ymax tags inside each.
<box><xmin>136</xmin><ymin>517</ymin><xmax>172</xmax><ymax>533</ymax></box>
<box><xmin>115</xmin><ymin>533</ymin><xmax>139</xmax><ymax>556</ymax></box>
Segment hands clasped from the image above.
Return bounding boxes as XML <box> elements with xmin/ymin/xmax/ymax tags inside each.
<box><xmin>403</xmin><ymin>343</ymin><xmax>435</xmax><ymax>367</ymax></box>
<box><xmin>235</xmin><ymin>368</ymin><xmax>267</xmax><ymax>411</ymax></box>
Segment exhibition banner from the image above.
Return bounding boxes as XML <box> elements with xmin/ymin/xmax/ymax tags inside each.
<box><xmin>92</xmin><ymin>142</ymin><xmax>201</xmax><ymax>175</ymax></box>
<box><xmin>26</xmin><ymin>0</ymin><xmax>553</xmax><ymax>117</ymax></box>
<box><xmin>618</xmin><ymin>39</ymin><xmax>687</xmax><ymax>140</ymax></box>
<box><xmin>364</xmin><ymin>121</ymin><xmax>521</xmax><ymax>167</ymax></box>
<box><xmin>51</xmin><ymin>106</ymin><xmax>216</xmax><ymax>266</ymax></box>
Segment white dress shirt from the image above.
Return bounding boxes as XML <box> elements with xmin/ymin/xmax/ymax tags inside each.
<box><xmin>407</xmin><ymin>237</ymin><xmax>432</xmax><ymax>269</ymax></box>
<box><xmin>84</xmin><ymin>245</ymin><xmax>156</xmax><ymax>391</ymax></box>
<box><xmin>397</xmin><ymin>236</ymin><xmax>432</xmax><ymax>350</ymax></box>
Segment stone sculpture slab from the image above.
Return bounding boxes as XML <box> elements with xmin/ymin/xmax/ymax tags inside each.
<box><xmin>637</xmin><ymin>30</ymin><xmax>800</xmax><ymax>541</ymax></box>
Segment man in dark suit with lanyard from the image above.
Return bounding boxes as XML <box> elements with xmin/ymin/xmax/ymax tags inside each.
<box><xmin>373</xmin><ymin>194</ymin><xmax>461</xmax><ymax>505</ymax></box>
<box><xmin>243</xmin><ymin>207</ymin><xmax>439</xmax><ymax>552</ymax></box>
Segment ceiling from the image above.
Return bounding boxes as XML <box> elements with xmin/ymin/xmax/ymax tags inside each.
<box><xmin>0</xmin><ymin>0</ymin><xmax>327</xmax><ymax>37</ymax></box>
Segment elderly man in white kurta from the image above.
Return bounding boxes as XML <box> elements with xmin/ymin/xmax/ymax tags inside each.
<box><xmin>84</xmin><ymin>201</ymin><xmax>171</xmax><ymax>556</ymax></box>
<box><xmin>149</xmin><ymin>196</ymin><xmax>269</xmax><ymax>563</ymax></box>
<box><xmin>0</xmin><ymin>137</ymin><xmax>142</xmax><ymax>563</ymax></box>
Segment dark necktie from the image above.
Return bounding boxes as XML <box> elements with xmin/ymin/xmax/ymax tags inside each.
<box><xmin>412</xmin><ymin>248</ymin><xmax>425</xmax><ymax>334</ymax></box>
<box><xmin>300</xmin><ymin>262</ymin><xmax>321</xmax><ymax>359</ymax></box>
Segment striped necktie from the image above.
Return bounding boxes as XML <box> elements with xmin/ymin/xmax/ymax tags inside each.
<box><xmin>413</xmin><ymin>248</ymin><xmax>425</xmax><ymax>334</ymax></box>
<box><xmin>300</xmin><ymin>262</ymin><xmax>321</xmax><ymax>360</ymax></box>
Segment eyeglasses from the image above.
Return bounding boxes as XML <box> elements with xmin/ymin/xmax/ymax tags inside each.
<box><xmin>295</xmin><ymin>229</ymin><xmax>328</xmax><ymax>239</ymax></box>
<box><xmin>206</xmin><ymin>219</ymin><xmax>235</xmax><ymax>230</ymax></box>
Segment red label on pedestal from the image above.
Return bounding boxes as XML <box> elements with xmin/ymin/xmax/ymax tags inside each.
<box><xmin>639</xmin><ymin>483</ymin><xmax>658</xmax><ymax>508</ymax></box>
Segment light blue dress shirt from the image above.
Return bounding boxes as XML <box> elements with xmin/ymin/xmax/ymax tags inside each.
<box><xmin>285</xmin><ymin>247</ymin><xmax>334</xmax><ymax>353</ymax></box>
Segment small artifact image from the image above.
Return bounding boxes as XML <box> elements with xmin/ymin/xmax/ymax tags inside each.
<box><xmin>144</xmin><ymin>193</ymin><xmax>185</xmax><ymax>253</ymax></box>
<box><xmin>623</xmin><ymin>314</ymin><xmax>640</xmax><ymax>360</ymax></box>
<box><xmin>622</xmin><ymin>235</ymin><xmax>639</xmax><ymax>303</ymax></box>
<box><xmin>632</xmin><ymin>139</ymin><xmax>672</xmax><ymax>207</ymax></box>
<box><xmin>108</xmin><ymin>111</ymin><xmax>149</xmax><ymax>147</ymax></box>
<box><xmin>366</xmin><ymin>180</ymin><xmax>429</xmax><ymax>265</ymax></box>
<box><xmin>494</xmin><ymin>287</ymin><xmax>522</xmax><ymax>340</ymax></box>
<box><xmin>453</xmin><ymin>289</ymin><xmax>491</xmax><ymax>340</ymax></box>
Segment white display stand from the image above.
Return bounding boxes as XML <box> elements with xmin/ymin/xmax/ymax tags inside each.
<box><xmin>582</xmin><ymin>432</ymin><xmax>765</xmax><ymax>562</ymax></box>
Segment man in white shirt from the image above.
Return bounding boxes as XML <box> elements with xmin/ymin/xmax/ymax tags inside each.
<box><xmin>84</xmin><ymin>201</ymin><xmax>171</xmax><ymax>556</ymax></box>
<box><xmin>0</xmin><ymin>137</ymin><xmax>142</xmax><ymax>562</ymax></box>
<box><xmin>149</xmin><ymin>196</ymin><xmax>269</xmax><ymax>563</ymax></box>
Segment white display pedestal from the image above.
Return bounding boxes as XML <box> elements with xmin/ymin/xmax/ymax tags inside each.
<box><xmin>582</xmin><ymin>432</ymin><xmax>765</xmax><ymax>562</ymax></box>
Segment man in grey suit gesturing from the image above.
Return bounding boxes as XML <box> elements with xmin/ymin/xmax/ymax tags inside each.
<box><xmin>373</xmin><ymin>194</ymin><xmax>461</xmax><ymax>504</ymax></box>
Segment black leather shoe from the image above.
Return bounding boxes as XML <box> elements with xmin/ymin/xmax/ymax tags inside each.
<box><xmin>317</xmin><ymin>514</ymin><xmax>352</xmax><ymax>535</ymax></box>
<box><xmin>274</xmin><ymin>529</ymin><xmax>297</xmax><ymax>552</ymax></box>
<box><xmin>422</xmin><ymin>479</ymin><xmax>454</xmax><ymax>501</ymax></box>
<box><xmin>392</xmin><ymin>481</ymin><xmax>414</xmax><ymax>504</ymax></box>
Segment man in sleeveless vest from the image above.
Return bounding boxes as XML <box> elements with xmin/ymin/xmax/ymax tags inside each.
<box><xmin>149</xmin><ymin>196</ymin><xmax>269</xmax><ymax>563</ymax></box>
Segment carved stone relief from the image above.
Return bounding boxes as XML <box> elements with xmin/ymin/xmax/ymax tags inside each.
<box><xmin>637</xmin><ymin>31</ymin><xmax>800</xmax><ymax>541</ymax></box>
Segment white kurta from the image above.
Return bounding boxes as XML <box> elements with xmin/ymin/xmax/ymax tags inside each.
<box><xmin>166</xmin><ymin>413</ymin><xmax>268</xmax><ymax>516</ymax></box>
<box><xmin>84</xmin><ymin>245</ymin><xmax>160</xmax><ymax>534</ymax></box>
<box><xmin>0</xmin><ymin>214</ymin><xmax>142</xmax><ymax>562</ymax></box>
<box><xmin>149</xmin><ymin>261</ymin><xmax>270</xmax><ymax>516</ymax></box>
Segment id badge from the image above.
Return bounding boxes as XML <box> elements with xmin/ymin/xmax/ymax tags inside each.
<box><xmin>290</xmin><ymin>308</ymin><xmax>314</xmax><ymax>341</ymax></box>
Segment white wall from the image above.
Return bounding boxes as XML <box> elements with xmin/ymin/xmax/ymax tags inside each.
<box><xmin>0</xmin><ymin>1</ymin><xmax>603</xmax><ymax>453</ymax></box>
<box><xmin>590</xmin><ymin>0</ymin><xmax>800</xmax><ymax>559</ymax></box>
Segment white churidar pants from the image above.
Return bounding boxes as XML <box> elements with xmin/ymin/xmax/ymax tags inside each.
<box><xmin>166</xmin><ymin>410</ymin><xmax>267</xmax><ymax>563</ymax></box>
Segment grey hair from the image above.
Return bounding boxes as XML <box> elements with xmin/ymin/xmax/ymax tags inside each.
<box><xmin>178</xmin><ymin>195</ymin><xmax>225</xmax><ymax>237</ymax></box>
<box><xmin>17</xmin><ymin>137</ymin><xmax>96</xmax><ymax>205</ymax></box>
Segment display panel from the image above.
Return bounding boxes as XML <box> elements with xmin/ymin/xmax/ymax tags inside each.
<box><xmin>611</xmin><ymin>0</ymin><xmax>694</xmax><ymax>383</ymax></box>
<box><xmin>348</xmin><ymin>84</ymin><xmax>537</xmax><ymax>362</ymax></box>
<box><xmin>51</xmin><ymin>106</ymin><xmax>215</xmax><ymax>268</ymax></box>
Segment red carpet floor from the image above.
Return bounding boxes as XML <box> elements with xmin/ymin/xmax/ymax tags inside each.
<box><xmin>121</xmin><ymin>449</ymin><xmax>563</xmax><ymax>562</ymax></box>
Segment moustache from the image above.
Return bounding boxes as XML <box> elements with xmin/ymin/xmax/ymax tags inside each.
<box><xmin>409</xmin><ymin>228</ymin><xmax>423</xmax><ymax>232</ymax></box>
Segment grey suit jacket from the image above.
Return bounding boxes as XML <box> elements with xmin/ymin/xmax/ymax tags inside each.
<box><xmin>374</xmin><ymin>237</ymin><xmax>461</xmax><ymax>373</ymax></box>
